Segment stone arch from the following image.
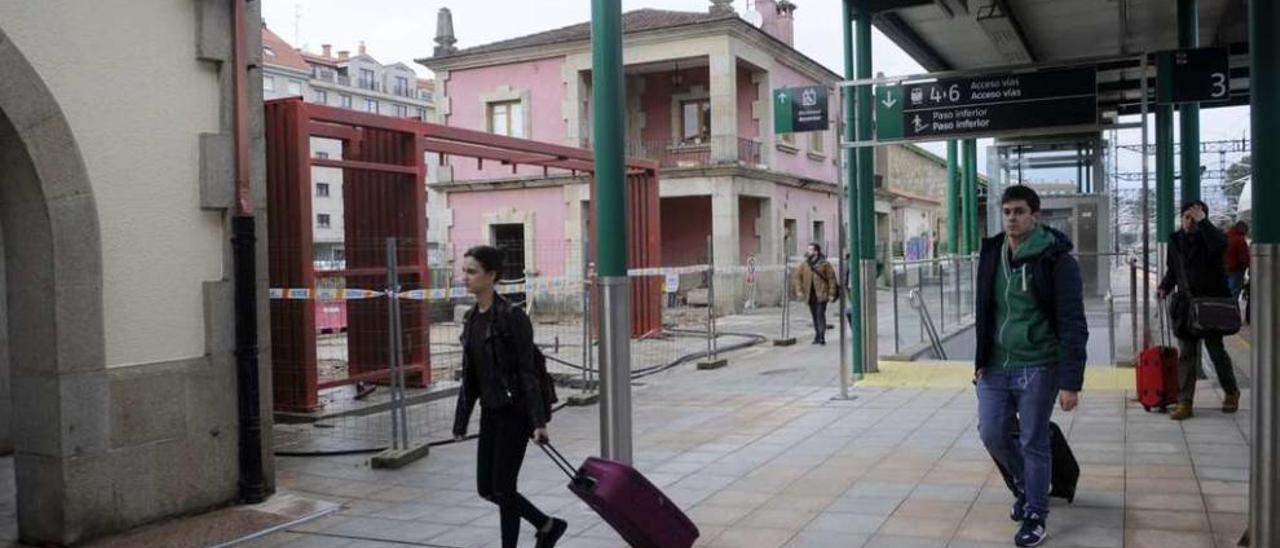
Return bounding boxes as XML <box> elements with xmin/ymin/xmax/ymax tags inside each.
<box><xmin>0</xmin><ymin>26</ymin><xmax>108</xmax><ymax>545</ymax></box>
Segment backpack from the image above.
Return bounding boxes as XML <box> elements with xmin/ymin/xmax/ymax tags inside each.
<box><xmin>488</xmin><ymin>305</ymin><xmax>559</xmax><ymax>423</ymax></box>
<box><xmin>530</xmin><ymin>344</ymin><xmax>558</xmax><ymax>423</ymax></box>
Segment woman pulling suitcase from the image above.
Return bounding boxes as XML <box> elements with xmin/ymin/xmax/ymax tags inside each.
<box><xmin>452</xmin><ymin>245</ymin><xmax>567</xmax><ymax>548</ymax></box>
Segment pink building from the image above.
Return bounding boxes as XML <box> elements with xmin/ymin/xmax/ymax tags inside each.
<box><xmin>418</xmin><ymin>1</ymin><xmax>848</xmax><ymax>306</ymax></box>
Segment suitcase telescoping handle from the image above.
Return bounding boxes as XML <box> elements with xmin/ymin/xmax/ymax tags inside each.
<box><xmin>1157</xmin><ymin>297</ymin><xmax>1171</xmax><ymax>347</ymax></box>
<box><xmin>539</xmin><ymin>442</ymin><xmax>578</xmax><ymax>482</ymax></box>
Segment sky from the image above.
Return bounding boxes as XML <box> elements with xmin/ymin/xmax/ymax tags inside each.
<box><xmin>262</xmin><ymin>0</ymin><xmax>1252</xmax><ymax>190</ymax></box>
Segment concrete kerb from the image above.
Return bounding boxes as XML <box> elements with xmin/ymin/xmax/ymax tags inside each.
<box><xmin>370</xmin><ymin>443</ymin><xmax>431</xmax><ymax>470</ymax></box>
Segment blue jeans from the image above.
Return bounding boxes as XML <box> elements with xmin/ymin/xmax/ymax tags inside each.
<box><xmin>1227</xmin><ymin>272</ymin><xmax>1245</xmax><ymax>301</ymax></box>
<box><xmin>977</xmin><ymin>366</ymin><xmax>1059</xmax><ymax>517</ymax></box>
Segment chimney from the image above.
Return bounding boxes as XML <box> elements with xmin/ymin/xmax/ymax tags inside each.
<box><xmin>358</xmin><ymin>41</ymin><xmax>367</xmax><ymax>56</ymax></box>
<box><xmin>709</xmin><ymin>0</ymin><xmax>735</xmax><ymax>16</ymax></box>
<box><xmin>754</xmin><ymin>0</ymin><xmax>797</xmax><ymax>46</ymax></box>
<box><xmin>338</xmin><ymin>50</ymin><xmax>349</xmax><ymax>61</ymax></box>
<box><xmin>321</xmin><ymin>44</ymin><xmax>332</xmax><ymax>58</ymax></box>
<box><xmin>434</xmin><ymin>8</ymin><xmax>458</xmax><ymax>56</ymax></box>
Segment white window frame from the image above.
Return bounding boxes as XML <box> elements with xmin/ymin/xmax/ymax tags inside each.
<box><xmin>487</xmin><ymin>100</ymin><xmax>525</xmax><ymax>138</ymax></box>
<box><xmin>263</xmin><ymin>76</ymin><xmax>275</xmax><ymax>92</ymax></box>
<box><xmin>316</xmin><ymin>214</ymin><xmax>331</xmax><ymax>229</ymax></box>
<box><xmin>364</xmin><ymin>98</ymin><xmax>378</xmax><ymax>114</ymax></box>
<box><xmin>316</xmin><ymin>183</ymin><xmax>330</xmax><ymax>197</ymax></box>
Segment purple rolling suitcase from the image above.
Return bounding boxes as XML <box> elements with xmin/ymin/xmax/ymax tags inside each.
<box><xmin>542</xmin><ymin>444</ymin><xmax>699</xmax><ymax>548</ymax></box>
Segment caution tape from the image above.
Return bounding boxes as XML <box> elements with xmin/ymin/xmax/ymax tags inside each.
<box><xmin>627</xmin><ymin>265</ymin><xmax>710</xmax><ymax>276</ymax></box>
<box><xmin>268</xmin><ymin>288</ymin><xmax>385</xmax><ymax>300</ymax></box>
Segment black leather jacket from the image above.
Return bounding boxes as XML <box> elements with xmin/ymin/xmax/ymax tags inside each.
<box><xmin>452</xmin><ymin>295</ymin><xmax>547</xmax><ymax>437</ymax></box>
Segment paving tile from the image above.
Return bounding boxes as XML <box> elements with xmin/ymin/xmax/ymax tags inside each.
<box><xmin>424</xmin><ymin>525</ymin><xmax>501</xmax><ymax>548</ymax></box>
<box><xmin>861</xmin><ymin>534</ymin><xmax>947</xmax><ymax>547</ymax></box>
<box><xmin>1127</xmin><ymin>493</ymin><xmax>1206</xmax><ymax>512</ymax></box>
<box><xmin>1205</xmin><ymin>495</ymin><xmax>1247</xmax><ymax>514</ymax></box>
<box><xmin>698</xmin><ymin>490</ymin><xmax>773</xmax><ymax>509</ymax></box>
<box><xmin>708</xmin><ymin>527</ymin><xmax>797</xmax><ymax>548</ymax></box>
<box><xmin>688</xmin><ymin>504</ymin><xmax>755</xmax><ymax>527</ymax></box>
<box><xmin>822</xmin><ymin>495</ymin><xmax>902</xmax><ymax>517</ymax></box>
<box><xmin>891</xmin><ymin>498</ymin><xmax>971</xmax><ymax>521</ymax></box>
<box><xmin>802</xmin><ymin>512</ymin><xmax>887</xmax><ymax>534</ymax></box>
<box><xmin>908</xmin><ymin>483</ymin><xmax>979</xmax><ymax>502</ymax></box>
<box><xmin>739</xmin><ymin>507</ymin><xmax>817</xmax><ymax>530</ymax></box>
<box><xmin>1047</xmin><ymin>525</ymin><xmax>1124</xmax><ymax>548</ymax></box>
<box><xmin>759</xmin><ymin>494</ymin><xmax>837</xmax><ymax>512</ymax></box>
<box><xmin>876</xmin><ymin>515</ymin><xmax>960</xmax><ymax>539</ymax></box>
<box><xmin>784</xmin><ymin>530</ymin><xmax>869</xmax><ymax>548</ymax></box>
<box><xmin>1208</xmin><ymin>512</ymin><xmax>1247</xmax><ymax>536</ymax></box>
<box><xmin>1126</xmin><ymin>528</ymin><xmax>1214</xmax><ymax>548</ymax></box>
<box><xmin>1125</xmin><ymin>509</ymin><xmax>1210</xmax><ymax>532</ymax></box>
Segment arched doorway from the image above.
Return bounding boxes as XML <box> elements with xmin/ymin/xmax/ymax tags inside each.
<box><xmin>0</xmin><ymin>27</ymin><xmax>107</xmax><ymax>545</ymax></box>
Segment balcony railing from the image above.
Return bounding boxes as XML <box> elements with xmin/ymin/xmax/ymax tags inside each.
<box><xmin>581</xmin><ymin>136</ymin><xmax>763</xmax><ymax>169</ymax></box>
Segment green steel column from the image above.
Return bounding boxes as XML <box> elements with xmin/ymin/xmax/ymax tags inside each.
<box><xmin>839</xmin><ymin>0</ymin><xmax>860</xmax><ymax>378</ymax></box>
<box><xmin>590</xmin><ymin>0</ymin><xmax>633</xmax><ymax>464</ymax></box>
<box><xmin>842</xmin><ymin>0</ymin><xmax>863</xmax><ymax>380</ymax></box>
<box><xmin>1178</xmin><ymin>0</ymin><xmax>1201</xmax><ymax>204</ymax></box>
<box><xmin>1249</xmin><ymin>0</ymin><xmax>1280</xmax><ymax>545</ymax></box>
<box><xmin>856</xmin><ymin>10</ymin><xmax>877</xmax><ymax>375</ymax></box>
<box><xmin>964</xmin><ymin>139</ymin><xmax>980</xmax><ymax>253</ymax></box>
<box><xmin>946</xmin><ymin>141</ymin><xmax>960</xmax><ymax>254</ymax></box>
<box><xmin>1156</xmin><ymin>106</ymin><xmax>1175</xmax><ymax>243</ymax></box>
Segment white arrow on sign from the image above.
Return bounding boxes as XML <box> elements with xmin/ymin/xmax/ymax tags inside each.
<box><xmin>881</xmin><ymin>92</ymin><xmax>897</xmax><ymax>109</ymax></box>
<box><xmin>777</xmin><ymin>91</ymin><xmax>789</xmax><ymax>104</ymax></box>
<box><xmin>912</xmin><ymin>114</ymin><xmax>927</xmax><ymax>132</ymax></box>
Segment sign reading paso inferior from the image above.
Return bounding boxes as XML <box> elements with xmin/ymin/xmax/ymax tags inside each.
<box><xmin>875</xmin><ymin>67</ymin><xmax>1098</xmax><ymax>143</ymax></box>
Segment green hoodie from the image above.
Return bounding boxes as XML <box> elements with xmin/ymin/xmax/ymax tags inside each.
<box><xmin>990</xmin><ymin>225</ymin><xmax>1060</xmax><ymax>369</ymax></box>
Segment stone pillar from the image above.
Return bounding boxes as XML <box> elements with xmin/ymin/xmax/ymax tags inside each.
<box><xmin>709</xmin><ymin>44</ymin><xmax>739</xmax><ymax>163</ymax></box>
<box><xmin>711</xmin><ymin>182</ymin><xmax>740</xmax><ymax>312</ymax></box>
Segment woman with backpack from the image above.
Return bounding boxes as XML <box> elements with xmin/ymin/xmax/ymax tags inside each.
<box><xmin>452</xmin><ymin>245</ymin><xmax>567</xmax><ymax>548</ymax></box>
<box><xmin>792</xmin><ymin>243</ymin><xmax>838</xmax><ymax>345</ymax></box>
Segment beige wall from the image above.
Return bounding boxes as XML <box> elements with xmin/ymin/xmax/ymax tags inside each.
<box><xmin>0</xmin><ymin>1</ymin><xmax>225</xmax><ymax>367</ymax></box>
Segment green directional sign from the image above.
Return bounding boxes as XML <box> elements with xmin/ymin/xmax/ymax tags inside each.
<box><xmin>875</xmin><ymin>85</ymin><xmax>904</xmax><ymax>141</ymax></box>
<box><xmin>773</xmin><ymin>86</ymin><xmax>828</xmax><ymax>134</ymax></box>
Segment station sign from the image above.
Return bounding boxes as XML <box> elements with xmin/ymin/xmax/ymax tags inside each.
<box><xmin>1156</xmin><ymin>47</ymin><xmax>1230</xmax><ymax>104</ymax></box>
<box><xmin>875</xmin><ymin>67</ymin><xmax>1097</xmax><ymax>142</ymax></box>
<box><xmin>773</xmin><ymin>85</ymin><xmax>829</xmax><ymax>133</ymax></box>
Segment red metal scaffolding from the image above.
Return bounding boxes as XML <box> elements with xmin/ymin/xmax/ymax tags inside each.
<box><xmin>265</xmin><ymin>98</ymin><xmax>662</xmax><ymax>413</ymax></box>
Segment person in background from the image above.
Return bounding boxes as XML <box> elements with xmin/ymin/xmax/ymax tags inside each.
<box><xmin>792</xmin><ymin>243</ymin><xmax>837</xmax><ymax>345</ymax></box>
<box><xmin>1157</xmin><ymin>201</ymin><xmax>1241</xmax><ymax>420</ymax></box>
<box><xmin>1225</xmin><ymin>220</ymin><xmax>1250</xmax><ymax>302</ymax></box>
<box><xmin>974</xmin><ymin>185</ymin><xmax>1088</xmax><ymax>547</ymax></box>
<box><xmin>453</xmin><ymin>245</ymin><xmax>567</xmax><ymax>548</ymax></box>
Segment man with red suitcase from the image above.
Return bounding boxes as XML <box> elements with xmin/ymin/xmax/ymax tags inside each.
<box><xmin>975</xmin><ymin>186</ymin><xmax>1088</xmax><ymax>547</ymax></box>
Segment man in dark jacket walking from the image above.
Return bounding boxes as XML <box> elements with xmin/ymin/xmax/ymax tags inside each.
<box><xmin>1157</xmin><ymin>201</ymin><xmax>1241</xmax><ymax>419</ymax></box>
<box><xmin>975</xmin><ymin>185</ymin><xmax>1088</xmax><ymax>547</ymax></box>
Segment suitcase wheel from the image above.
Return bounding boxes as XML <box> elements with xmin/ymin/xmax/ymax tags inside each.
<box><xmin>1143</xmin><ymin>405</ymin><xmax>1152</xmax><ymax>412</ymax></box>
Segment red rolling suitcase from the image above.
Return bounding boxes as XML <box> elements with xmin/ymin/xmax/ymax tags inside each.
<box><xmin>542</xmin><ymin>444</ymin><xmax>699</xmax><ymax>548</ymax></box>
<box><xmin>1137</xmin><ymin>301</ymin><xmax>1180</xmax><ymax>412</ymax></box>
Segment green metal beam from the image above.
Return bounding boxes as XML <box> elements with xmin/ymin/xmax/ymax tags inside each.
<box><xmin>590</xmin><ymin>0</ymin><xmax>627</xmax><ymax>277</ymax></box>
<box><xmin>1157</xmin><ymin>105</ymin><xmax>1175</xmax><ymax>243</ymax></box>
<box><xmin>843</xmin><ymin>0</ymin><xmax>862</xmax><ymax>380</ymax></box>
<box><xmin>947</xmin><ymin>141</ymin><xmax>960</xmax><ymax>254</ymax></box>
<box><xmin>1179</xmin><ymin>0</ymin><xmax>1201</xmax><ymax>204</ymax></box>
<box><xmin>856</xmin><ymin>14</ymin><xmax>875</xmax><ymax>262</ymax></box>
<box><xmin>1254</xmin><ymin>0</ymin><xmax>1280</xmax><ymax>243</ymax></box>
<box><xmin>964</xmin><ymin>139</ymin><xmax>979</xmax><ymax>254</ymax></box>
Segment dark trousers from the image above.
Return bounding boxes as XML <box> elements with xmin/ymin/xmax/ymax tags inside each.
<box><xmin>1176</xmin><ymin>335</ymin><xmax>1240</xmax><ymax>404</ymax></box>
<box><xmin>477</xmin><ymin>406</ymin><xmax>549</xmax><ymax>547</ymax></box>
<box><xmin>808</xmin><ymin>298</ymin><xmax>828</xmax><ymax>342</ymax></box>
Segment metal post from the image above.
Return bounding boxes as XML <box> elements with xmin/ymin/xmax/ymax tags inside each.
<box><xmin>1249</xmin><ymin>0</ymin><xmax>1280</xmax><ymax>543</ymax></box>
<box><xmin>855</xmin><ymin>9</ymin><xmax>876</xmax><ymax>377</ymax></box>
<box><xmin>965</xmin><ymin>140</ymin><xmax>980</xmax><ymax>254</ymax></box>
<box><xmin>842</xmin><ymin>0</ymin><xmax>863</xmax><ymax>380</ymax></box>
<box><xmin>1179</xmin><ymin>0</ymin><xmax>1202</xmax><ymax>204</ymax></box>
<box><xmin>1106</xmin><ymin>291</ymin><xmax>1116</xmax><ymax>364</ymax></box>
<box><xmin>947</xmin><ymin>141</ymin><xmax>960</xmax><ymax>255</ymax></box>
<box><xmin>581</xmin><ymin>238</ymin><xmax>591</xmax><ymax>394</ymax></box>
<box><xmin>1140</xmin><ymin>53</ymin><xmax>1152</xmax><ymax>347</ymax></box>
<box><xmin>891</xmin><ymin>255</ymin><xmax>900</xmax><ymax>355</ymax></box>
<box><xmin>590</xmin><ymin>0</ymin><xmax>632</xmax><ymax>464</ymax></box>
<box><xmin>385</xmin><ymin>238</ymin><xmax>401</xmax><ymax>451</ymax></box>
<box><xmin>836</xmin><ymin>115</ymin><xmax>850</xmax><ymax>398</ymax></box>
<box><xmin>1129</xmin><ymin>258</ymin><xmax>1139</xmax><ymax>358</ymax></box>
<box><xmin>706</xmin><ymin>236</ymin><xmax>715</xmax><ymax>360</ymax></box>
<box><xmin>782</xmin><ymin>258</ymin><xmax>791</xmax><ymax>340</ymax></box>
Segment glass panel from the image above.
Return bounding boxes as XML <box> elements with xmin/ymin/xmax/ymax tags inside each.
<box><xmin>491</xmin><ymin>104</ymin><xmax>509</xmax><ymax>136</ymax></box>
<box><xmin>509</xmin><ymin>103</ymin><xmax>525</xmax><ymax>138</ymax></box>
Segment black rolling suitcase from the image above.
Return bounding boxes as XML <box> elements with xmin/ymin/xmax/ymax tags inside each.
<box><xmin>992</xmin><ymin>421</ymin><xmax>1080</xmax><ymax>503</ymax></box>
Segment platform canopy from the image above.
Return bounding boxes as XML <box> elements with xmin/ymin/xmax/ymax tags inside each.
<box><xmin>854</xmin><ymin>0</ymin><xmax>1251</xmax><ymax>115</ymax></box>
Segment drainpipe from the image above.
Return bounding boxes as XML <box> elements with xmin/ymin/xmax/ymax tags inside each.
<box><xmin>232</xmin><ymin>0</ymin><xmax>266</xmax><ymax>504</ymax></box>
